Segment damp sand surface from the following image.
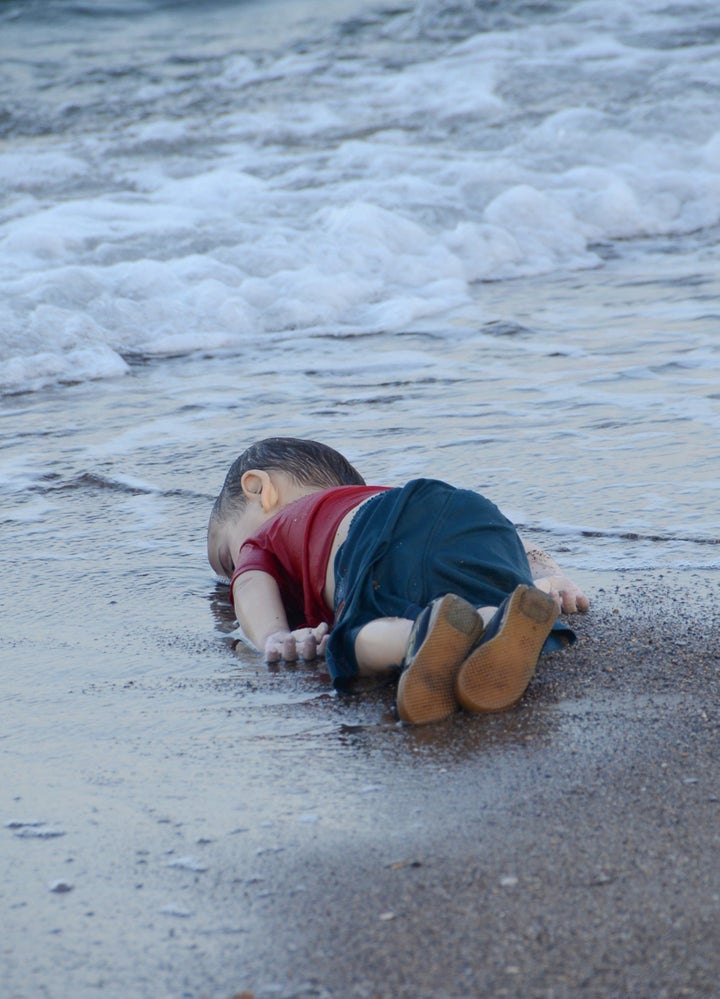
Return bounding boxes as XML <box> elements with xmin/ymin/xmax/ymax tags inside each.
<box><xmin>3</xmin><ymin>562</ymin><xmax>719</xmax><ymax>999</ymax></box>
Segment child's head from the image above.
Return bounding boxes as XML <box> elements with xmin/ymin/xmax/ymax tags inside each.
<box><xmin>207</xmin><ymin>437</ymin><xmax>365</xmax><ymax>578</ymax></box>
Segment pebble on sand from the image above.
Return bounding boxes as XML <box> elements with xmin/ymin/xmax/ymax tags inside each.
<box><xmin>48</xmin><ymin>881</ymin><xmax>73</xmax><ymax>894</ymax></box>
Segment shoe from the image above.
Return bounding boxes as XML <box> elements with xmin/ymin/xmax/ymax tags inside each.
<box><xmin>455</xmin><ymin>585</ymin><xmax>558</xmax><ymax>713</ymax></box>
<box><xmin>396</xmin><ymin>594</ymin><xmax>485</xmax><ymax>724</ymax></box>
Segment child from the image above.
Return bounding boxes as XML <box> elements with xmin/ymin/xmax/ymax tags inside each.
<box><xmin>207</xmin><ymin>437</ymin><xmax>589</xmax><ymax>724</ymax></box>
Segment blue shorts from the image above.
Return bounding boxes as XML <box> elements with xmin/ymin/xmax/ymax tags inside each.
<box><xmin>326</xmin><ymin>478</ymin><xmax>575</xmax><ymax>689</ymax></box>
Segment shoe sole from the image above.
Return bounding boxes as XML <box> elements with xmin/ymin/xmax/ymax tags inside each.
<box><xmin>396</xmin><ymin>594</ymin><xmax>484</xmax><ymax>725</ymax></box>
<box><xmin>455</xmin><ymin>585</ymin><xmax>558</xmax><ymax>713</ymax></box>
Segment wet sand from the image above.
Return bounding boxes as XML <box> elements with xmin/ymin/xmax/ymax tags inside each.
<box><xmin>3</xmin><ymin>567</ymin><xmax>719</xmax><ymax>999</ymax></box>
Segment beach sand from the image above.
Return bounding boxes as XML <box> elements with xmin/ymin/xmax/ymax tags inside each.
<box><xmin>3</xmin><ymin>563</ymin><xmax>719</xmax><ymax>999</ymax></box>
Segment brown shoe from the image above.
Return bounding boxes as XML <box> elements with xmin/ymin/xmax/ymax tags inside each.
<box><xmin>455</xmin><ymin>585</ymin><xmax>558</xmax><ymax>713</ymax></box>
<box><xmin>396</xmin><ymin>594</ymin><xmax>484</xmax><ymax>724</ymax></box>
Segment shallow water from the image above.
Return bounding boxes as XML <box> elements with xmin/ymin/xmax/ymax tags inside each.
<box><xmin>2</xmin><ymin>0</ymin><xmax>720</xmax><ymax>387</ymax></box>
<box><xmin>2</xmin><ymin>0</ymin><xmax>718</xmax><ymax>558</ymax></box>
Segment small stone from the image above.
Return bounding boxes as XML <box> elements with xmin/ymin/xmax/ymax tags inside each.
<box><xmin>166</xmin><ymin>856</ymin><xmax>208</xmax><ymax>872</ymax></box>
<box><xmin>48</xmin><ymin>880</ymin><xmax>73</xmax><ymax>894</ymax></box>
<box><xmin>14</xmin><ymin>826</ymin><xmax>66</xmax><ymax>839</ymax></box>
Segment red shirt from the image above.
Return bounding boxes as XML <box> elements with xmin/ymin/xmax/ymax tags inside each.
<box><xmin>229</xmin><ymin>485</ymin><xmax>388</xmax><ymax>629</ymax></box>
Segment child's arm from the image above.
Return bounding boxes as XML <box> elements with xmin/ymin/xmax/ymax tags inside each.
<box><xmin>521</xmin><ymin>539</ymin><xmax>590</xmax><ymax>614</ymax></box>
<box><xmin>232</xmin><ymin>570</ymin><xmax>329</xmax><ymax>662</ymax></box>
<box><xmin>232</xmin><ymin>570</ymin><xmax>291</xmax><ymax>651</ymax></box>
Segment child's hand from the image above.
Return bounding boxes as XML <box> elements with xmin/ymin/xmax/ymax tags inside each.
<box><xmin>264</xmin><ymin>622</ymin><xmax>329</xmax><ymax>663</ymax></box>
<box><xmin>533</xmin><ymin>575</ymin><xmax>590</xmax><ymax>614</ymax></box>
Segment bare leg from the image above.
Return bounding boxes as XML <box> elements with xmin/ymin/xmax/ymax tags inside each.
<box><xmin>354</xmin><ymin>617</ymin><xmax>413</xmax><ymax>676</ymax></box>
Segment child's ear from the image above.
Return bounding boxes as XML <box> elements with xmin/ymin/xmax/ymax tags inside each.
<box><xmin>240</xmin><ymin>470</ymin><xmax>279</xmax><ymax>512</ymax></box>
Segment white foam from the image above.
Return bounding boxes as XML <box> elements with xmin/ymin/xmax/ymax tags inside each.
<box><xmin>2</xmin><ymin>0</ymin><xmax>720</xmax><ymax>393</ymax></box>
<box><xmin>0</xmin><ymin>149</ymin><xmax>88</xmax><ymax>191</ymax></box>
<box><xmin>484</xmin><ymin>185</ymin><xmax>598</xmax><ymax>274</ymax></box>
<box><xmin>1</xmin><ymin>344</ymin><xmax>129</xmax><ymax>394</ymax></box>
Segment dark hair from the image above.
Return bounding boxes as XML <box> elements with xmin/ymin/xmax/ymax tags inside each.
<box><xmin>210</xmin><ymin>437</ymin><xmax>365</xmax><ymax>524</ymax></box>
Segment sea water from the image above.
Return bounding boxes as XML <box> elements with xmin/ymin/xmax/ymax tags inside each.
<box><xmin>1</xmin><ymin>0</ymin><xmax>718</xmax><ymax>574</ymax></box>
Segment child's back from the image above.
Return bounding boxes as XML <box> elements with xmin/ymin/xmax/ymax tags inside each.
<box><xmin>228</xmin><ymin>484</ymin><xmax>387</xmax><ymax>629</ymax></box>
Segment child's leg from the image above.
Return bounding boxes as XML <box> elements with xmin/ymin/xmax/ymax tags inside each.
<box><xmin>353</xmin><ymin>597</ymin><xmax>486</xmax><ymax>724</ymax></box>
<box><xmin>327</xmin><ymin>480</ymin><xmax>575</xmax><ymax>692</ymax></box>
<box><xmin>354</xmin><ymin>617</ymin><xmax>413</xmax><ymax>675</ymax></box>
<box><xmin>352</xmin><ymin>606</ymin><xmax>497</xmax><ymax>676</ymax></box>
<box><xmin>477</xmin><ymin>606</ymin><xmax>498</xmax><ymax>628</ymax></box>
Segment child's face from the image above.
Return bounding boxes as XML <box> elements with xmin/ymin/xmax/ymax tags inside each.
<box><xmin>207</xmin><ymin>503</ymin><xmax>270</xmax><ymax>580</ymax></box>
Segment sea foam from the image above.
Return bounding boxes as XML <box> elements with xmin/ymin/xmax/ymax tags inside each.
<box><xmin>1</xmin><ymin>0</ymin><xmax>719</xmax><ymax>393</ymax></box>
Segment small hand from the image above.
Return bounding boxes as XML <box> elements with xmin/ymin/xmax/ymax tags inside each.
<box><xmin>533</xmin><ymin>575</ymin><xmax>590</xmax><ymax>614</ymax></box>
<box><xmin>264</xmin><ymin>622</ymin><xmax>330</xmax><ymax>663</ymax></box>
